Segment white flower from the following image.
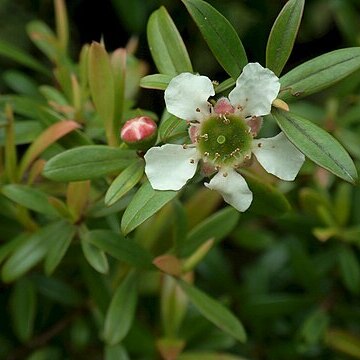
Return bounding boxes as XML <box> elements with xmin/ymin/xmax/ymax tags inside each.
<box><xmin>144</xmin><ymin>63</ymin><xmax>305</xmax><ymax>212</ymax></box>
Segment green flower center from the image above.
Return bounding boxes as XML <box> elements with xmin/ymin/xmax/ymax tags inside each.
<box><xmin>197</xmin><ymin>115</ymin><xmax>252</xmax><ymax>166</ymax></box>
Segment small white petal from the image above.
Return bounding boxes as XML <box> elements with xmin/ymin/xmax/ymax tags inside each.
<box><xmin>205</xmin><ymin>168</ymin><xmax>253</xmax><ymax>212</ymax></box>
<box><xmin>165</xmin><ymin>73</ymin><xmax>214</xmax><ymax>121</ymax></box>
<box><xmin>144</xmin><ymin>144</ymin><xmax>199</xmax><ymax>191</ymax></box>
<box><xmin>229</xmin><ymin>62</ymin><xmax>280</xmax><ymax>117</ymax></box>
<box><xmin>252</xmin><ymin>132</ymin><xmax>305</xmax><ymax>181</ymax></box>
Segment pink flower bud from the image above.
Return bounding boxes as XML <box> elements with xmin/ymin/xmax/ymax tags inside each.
<box><xmin>214</xmin><ymin>97</ymin><xmax>235</xmax><ymax>115</ymax></box>
<box><xmin>120</xmin><ymin>116</ymin><xmax>157</xmax><ymax>150</ymax></box>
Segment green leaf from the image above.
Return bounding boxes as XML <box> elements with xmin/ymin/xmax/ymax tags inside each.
<box><xmin>121</xmin><ymin>181</ymin><xmax>177</xmax><ymax>235</ymax></box>
<box><xmin>10</xmin><ymin>278</ymin><xmax>37</xmax><ymax>342</ymax></box>
<box><xmin>266</xmin><ymin>0</ymin><xmax>304</xmax><ymax>76</ymax></box>
<box><xmin>147</xmin><ymin>6</ymin><xmax>193</xmax><ymax>75</ymax></box>
<box><xmin>43</xmin><ymin>145</ymin><xmax>137</xmax><ymax>181</ymax></box>
<box><xmin>279</xmin><ymin>47</ymin><xmax>360</xmax><ymax>101</ymax></box>
<box><xmin>44</xmin><ymin>222</ymin><xmax>76</xmax><ymax>275</ymax></box>
<box><xmin>273</xmin><ymin>109</ymin><xmax>358</xmax><ymax>183</ymax></box>
<box><xmin>179</xmin><ymin>207</ymin><xmax>239</xmax><ymax>257</ymax></box>
<box><xmin>88</xmin><ymin>42</ymin><xmax>116</xmax><ymax>146</ymax></box>
<box><xmin>338</xmin><ymin>246</ymin><xmax>360</xmax><ymax>295</ymax></box>
<box><xmin>140</xmin><ymin>74</ymin><xmax>172</xmax><ymax>90</ymax></box>
<box><xmin>178</xmin><ymin>280</ymin><xmax>247</xmax><ymax>343</ymax></box>
<box><xmin>215</xmin><ymin>78</ymin><xmax>235</xmax><ymax>94</ymax></box>
<box><xmin>105</xmin><ymin>345</ymin><xmax>130</xmax><ymax>360</ymax></box>
<box><xmin>244</xmin><ymin>171</ymin><xmax>291</xmax><ymax>216</ymax></box>
<box><xmin>2</xmin><ymin>184</ymin><xmax>60</xmax><ymax>217</ymax></box>
<box><xmin>159</xmin><ymin>114</ymin><xmax>189</xmax><ymax>143</ymax></box>
<box><xmin>33</xmin><ymin>275</ymin><xmax>82</xmax><ymax>306</ymax></box>
<box><xmin>104</xmin><ymin>272</ymin><xmax>138</xmax><ymax>345</ymax></box>
<box><xmin>1</xmin><ymin>221</ymin><xmax>67</xmax><ymax>282</ymax></box>
<box><xmin>182</xmin><ymin>0</ymin><xmax>247</xmax><ymax>79</ymax></box>
<box><xmin>54</xmin><ymin>0</ymin><xmax>69</xmax><ymax>53</ymax></box>
<box><xmin>81</xmin><ymin>237</ymin><xmax>109</xmax><ymax>274</ymax></box>
<box><xmin>85</xmin><ymin>230</ymin><xmax>153</xmax><ymax>268</ymax></box>
<box><xmin>3</xmin><ymin>70</ymin><xmax>41</xmax><ymax>97</ymax></box>
<box><xmin>299</xmin><ymin>309</ymin><xmax>329</xmax><ymax>346</ymax></box>
<box><xmin>325</xmin><ymin>329</ymin><xmax>360</xmax><ymax>358</ymax></box>
<box><xmin>0</xmin><ymin>233</ymin><xmax>27</xmax><ymax>265</ymax></box>
<box><xmin>105</xmin><ymin>160</ymin><xmax>144</xmax><ymax>206</ymax></box>
<box><xmin>0</xmin><ymin>40</ymin><xmax>51</xmax><ymax>76</ymax></box>
<box><xmin>27</xmin><ymin>21</ymin><xmax>59</xmax><ymax>62</ymax></box>
<box><xmin>0</xmin><ymin>120</ymin><xmax>42</xmax><ymax>146</ymax></box>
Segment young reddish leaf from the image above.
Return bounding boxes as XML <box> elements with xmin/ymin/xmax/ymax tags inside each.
<box><xmin>111</xmin><ymin>48</ymin><xmax>127</xmax><ymax>132</ymax></box>
<box><xmin>88</xmin><ymin>42</ymin><xmax>116</xmax><ymax>146</ymax></box>
<box><xmin>54</xmin><ymin>0</ymin><xmax>69</xmax><ymax>54</ymax></box>
<box><xmin>18</xmin><ymin>120</ymin><xmax>80</xmax><ymax>179</ymax></box>
<box><xmin>66</xmin><ymin>181</ymin><xmax>90</xmax><ymax>222</ymax></box>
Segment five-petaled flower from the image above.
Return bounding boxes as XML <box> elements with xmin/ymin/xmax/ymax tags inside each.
<box><xmin>144</xmin><ymin>62</ymin><xmax>305</xmax><ymax>212</ymax></box>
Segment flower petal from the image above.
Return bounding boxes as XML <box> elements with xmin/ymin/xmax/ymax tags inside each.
<box><xmin>205</xmin><ymin>168</ymin><xmax>253</xmax><ymax>212</ymax></box>
<box><xmin>164</xmin><ymin>73</ymin><xmax>214</xmax><ymax>121</ymax></box>
<box><xmin>252</xmin><ymin>132</ymin><xmax>305</xmax><ymax>181</ymax></box>
<box><xmin>228</xmin><ymin>62</ymin><xmax>280</xmax><ymax>117</ymax></box>
<box><xmin>144</xmin><ymin>144</ymin><xmax>199</xmax><ymax>191</ymax></box>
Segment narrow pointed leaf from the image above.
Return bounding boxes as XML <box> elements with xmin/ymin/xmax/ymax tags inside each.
<box><xmin>104</xmin><ymin>272</ymin><xmax>138</xmax><ymax>345</ymax></box>
<box><xmin>121</xmin><ymin>181</ymin><xmax>177</xmax><ymax>235</ymax></box>
<box><xmin>2</xmin><ymin>184</ymin><xmax>60</xmax><ymax>217</ymax></box>
<box><xmin>179</xmin><ymin>207</ymin><xmax>239</xmax><ymax>257</ymax></box>
<box><xmin>279</xmin><ymin>48</ymin><xmax>360</xmax><ymax>101</ymax></box>
<box><xmin>44</xmin><ymin>222</ymin><xmax>76</xmax><ymax>275</ymax></box>
<box><xmin>10</xmin><ymin>278</ymin><xmax>37</xmax><ymax>342</ymax></box>
<box><xmin>43</xmin><ymin>146</ymin><xmax>137</xmax><ymax>181</ymax></box>
<box><xmin>105</xmin><ymin>160</ymin><xmax>144</xmax><ymax>206</ymax></box>
<box><xmin>178</xmin><ymin>280</ymin><xmax>247</xmax><ymax>343</ymax></box>
<box><xmin>266</xmin><ymin>0</ymin><xmax>304</xmax><ymax>76</ymax></box>
<box><xmin>147</xmin><ymin>6</ymin><xmax>193</xmax><ymax>75</ymax></box>
<box><xmin>273</xmin><ymin>109</ymin><xmax>357</xmax><ymax>183</ymax></box>
<box><xmin>159</xmin><ymin>115</ymin><xmax>189</xmax><ymax>143</ymax></box>
<box><xmin>27</xmin><ymin>21</ymin><xmax>59</xmax><ymax>62</ymax></box>
<box><xmin>338</xmin><ymin>246</ymin><xmax>360</xmax><ymax>295</ymax></box>
<box><xmin>182</xmin><ymin>0</ymin><xmax>247</xmax><ymax>78</ymax></box>
<box><xmin>325</xmin><ymin>329</ymin><xmax>360</xmax><ymax>358</ymax></box>
<box><xmin>140</xmin><ymin>74</ymin><xmax>172</xmax><ymax>90</ymax></box>
<box><xmin>1</xmin><ymin>221</ymin><xmax>66</xmax><ymax>282</ymax></box>
<box><xmin>85</xmin><ymin>230</ymin><xmax>153</xmax><ymax>268</ymax></box>
<box><xmin>18</xmin><ymin>120</ymin><xmax>80</xmax><ymax>178</ymax></box>
<box><xmin>81</xmin><ymin>238</ymin><xmax>109</xmax><ymax>274</ymax></box>
<box><xmin>105</xmin><ymin>345</ymin><xmax>130</xmax><ymax>360</ymax></box>
<box><xmin>0</xmin><ymin>40</ymin><xmax>50</xmax><ymax>76</ymax></box>
<box><xmin>111</xmin><ymin>48</ymin><xmax>126</xmax><ymax>130</ymax></box>
<box><xmin>54</xmin><ymin>0</ymin><xmax>69</xmax><ymax>53</ymax></box>
<box><xmin>0</xmin><ymin>120</ymin><xmax>42</xmax><ymax>146</ymax></box>
<box><xmin>88</xmin><ymin>42</ymin><xmax>116</xmax><ymax>146</ymax></box>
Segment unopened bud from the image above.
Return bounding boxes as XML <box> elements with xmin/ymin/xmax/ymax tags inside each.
<box><xmin>120</xmin><ymin>116</ymin><xmax>157</xmax><ymax>150</ymax></box>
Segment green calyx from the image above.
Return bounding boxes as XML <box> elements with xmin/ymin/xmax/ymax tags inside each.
<box><xmin>197</xmin><ymin>115</ymin><xmax>252</xmax><ymax>166</ymax></box>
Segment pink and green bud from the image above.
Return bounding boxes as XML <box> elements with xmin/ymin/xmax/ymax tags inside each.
<box><xmin>120</xmin><ymin>116</ymin><xmax>157</xmax><ymax>150</ymax></box>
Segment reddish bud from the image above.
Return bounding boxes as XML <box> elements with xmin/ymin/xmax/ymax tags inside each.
<box><xmin>120</xmin><ymin>116</ymin><xmax>157</xmax><ymax>150</ymax></box>
<box><xmin>214</xmin><ymin>97</ymin><xmax>234</xmax><ymax>115</ymax></box>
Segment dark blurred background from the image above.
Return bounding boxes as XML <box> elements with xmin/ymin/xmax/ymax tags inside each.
<box><xmin>1</xmin><ymin>0</ymin><xmax>359</xmax><ymax>80</ymax></box>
